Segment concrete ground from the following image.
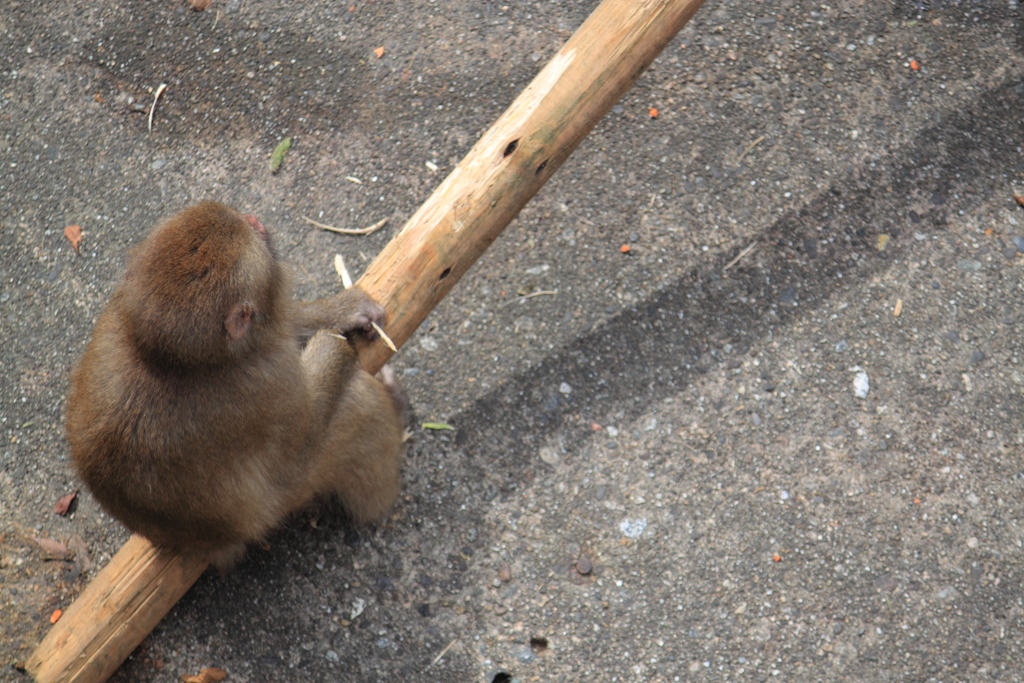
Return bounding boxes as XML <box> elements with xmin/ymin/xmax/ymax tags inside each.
<box><xmin>3</xmin><ymin>0</ymin><xmax>1024</xmax><ymax>681</ymax></box>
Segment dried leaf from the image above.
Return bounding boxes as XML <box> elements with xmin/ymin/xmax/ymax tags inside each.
<box><xmin>33</xmin><ymin>536</ymin><xmax>69</xmax><ymax>557</ymax></box>
<box><xmin>180</xmin><ymin>667</ymin><xmax>228</xmax><ymax>683</ymax></box>
<box><xmin>373</xmin><ymin>46</ymin><xmax>385</xmax><ymax>58</ymax></box>
<box><xmin>67</xmin><ymin>534</ymin><xmax>96</xmax><ymax>572</ymax></box>
<box><xmin>269</xmin><ymin>137</ymin><xmax>292</xmax><ymax>173</ymax></box>
<box><xmin>64</xmin><ymin>225</ymin><xmax>83</xmax><ymax>253</ymax></box>
<box><xmin>421</xmin><ymin>422</ymin><xmax>454</xmax><ymax>431</ymax></box>
<box><xmin>54</xmin><ymin>490</ymin><xmax>78</xmax><ymax>516</ymax></box>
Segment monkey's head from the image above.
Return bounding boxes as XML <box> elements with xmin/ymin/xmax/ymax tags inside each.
<box><xmin>120</xmin><ymin>201</ymin><xmax>286</xmax><ymax>367</ymax></box>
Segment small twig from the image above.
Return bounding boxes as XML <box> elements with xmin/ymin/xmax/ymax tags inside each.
<box><xmin>333</xmin><ymin>253</ymin><xmax>354</xmax><ymax>289</ymax></box>
<box><xmin>723</xmin><ymin>242</ymin><xmax>757</xmax><ymax>271</ymax></box>
<box><xmin>334</xmin><ymin>253</ymin><xmax>397</xmax><ymax>352</ymax></box>
<box><xmin>372</xmin><ymin>322</ymin><xmax>398</xmax><ymax>352</ymax></box>
<box><xmin>499</xmin><ymin>289</ymin><xmax>558</xmax><ymax>308</ymax></box>
<box><xmin>148</xmin><ymin>83</ymin><xmax>167</xmax><ymax>133</ymax></box>
<box><xmin>294</xmin><ymin>262</ymin><xmax>313</xmax><ymax>283</ymax></box>
<box><xmin>428</xmin><ymin>639</ymin><xmax>459</xmax><ymax>668</ymax></box>
<box><xmin>737</xmin><ymin>135</ymin><xmax>765</xmax><ymax>164</ymax></box>
<box><xmin>305</xmin><ymin>216</ymin><xmax>388</xmax><ymax>236</ymax></box>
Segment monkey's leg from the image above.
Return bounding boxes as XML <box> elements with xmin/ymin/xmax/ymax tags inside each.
<box><xmin>310</xmin><ymin>370</ymin><xmax>404</xmax><ymax>523</ymax></box>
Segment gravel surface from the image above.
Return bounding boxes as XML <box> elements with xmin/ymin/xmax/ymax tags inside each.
<box><xmin>3</xmin><ymin>0</ymin><xmax>1024</xmax><ymax>681</ymax></box>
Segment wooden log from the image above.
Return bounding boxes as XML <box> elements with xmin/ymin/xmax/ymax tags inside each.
<box><xmin>24</xmin><ymin>535</ymin><xmax>208</xmax><ymax>683</ymax></box>
<box><xmin>356</xmin><ymin>0</ymin><xmax>707</xmax><ymax>372</ymax></box>
<box><xmin>25</xmin><ymin>0</ymin><xmax>707</xmax><ymax>680</ymax></box>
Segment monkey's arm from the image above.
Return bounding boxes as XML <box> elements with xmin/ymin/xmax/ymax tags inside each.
<box><xmin>294</xmin><ymin>287</ymin><xmax>385</xmax><ymax>341</ymax></box>
<box><xmin>300</xmin><ymin>330</ymin><xmax>360</xmax><ymax>437</ymax></box>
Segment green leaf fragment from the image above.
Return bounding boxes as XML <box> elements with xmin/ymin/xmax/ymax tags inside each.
<box><xmin>270</xmin><ymin>137</ymin><xmax>292</xmax><ymax>173</ymax></box>
<box><xmin>421</xmin><ymin>422</ymin><xmax>454</xmax><ymax>431</ymax></box>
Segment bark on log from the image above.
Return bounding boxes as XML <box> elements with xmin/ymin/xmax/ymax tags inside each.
<box><xmin>26</xmin><ymin>0</ymin><xmax>707</xmax><ymax>679</ymax></box>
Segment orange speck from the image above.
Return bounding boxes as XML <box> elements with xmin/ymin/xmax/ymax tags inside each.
<box><xmin>50</xmin><ymin>609</ymin><xmax>63</xmax><ymax>624</ymax></box>
<box><xmin>373</xmin><ymin>46</ymin><xmax>385</xmax><ymax>58</ymax></box>
<box><xmin>590</xmin><ymin>423</ymin><xmax>603</xmax><ymax>432</ymax></box>
<box><xmin>985</xmin><ymin>228</ymin><xmax>994</xmax><ymax>237</ymax></box>
<box><xmin>909</xmin><ymin>60</ymin><xmax>921</xmax><ymax>71</ymax></box>
<box><xmin>914</xmin><ymin>498</ymin><xmax>921</xmax><ymax>504</ymax></box>
<box><xmin>648</xmin><ymin>107</ymin><xmax>658</xmax><ymax>118</ymax></box>
<box><xmin>620</xmin><ymin>244</ymin><xmax>631</xmax><ymax>253</ymax></box>
<box><xmin>772</xmin><ymin>554</ymin><xmax>782</xmax><ymax>563</ymax></box>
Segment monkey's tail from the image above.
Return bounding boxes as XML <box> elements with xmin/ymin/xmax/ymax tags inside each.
<box><xmin>208</xmin><ymin>542</ymin><xmax>248</xmax><ymax>576</ymax></box>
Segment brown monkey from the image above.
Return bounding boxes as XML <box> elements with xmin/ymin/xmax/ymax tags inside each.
<box><xmin>66</xmin><ymin>201</ymin><xmax>405</xmax><ymax>571</ymax></box>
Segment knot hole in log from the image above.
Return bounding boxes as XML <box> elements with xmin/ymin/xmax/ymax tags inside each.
<box><xmin>503</xmin><ymin>139</ymin><xmax>519</xmax><ymax>157</ymax></box>
<box><xmin>439</xmin><ymin>267</ymin><xmax>452</xmax><ymax>281</ymax></box>
<box><xmin>535</xmin><ymin>159</ymin><xmax>548</xmax><ymax>175</ymax></box>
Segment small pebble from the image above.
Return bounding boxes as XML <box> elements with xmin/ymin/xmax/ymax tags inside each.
<box><xmin>403</xmin><ymin>367</ymin><xmax>420</xmax><ymax>376</ymax></box>
<box><xmin>419</xmin><ymin>336</ymin><xmax>439</xmax><ymax>351</ymax></box>
<box><xmin>956</xmin><ymin>259</ymin><xmax>982</xmax><ymax>272</ymax></box>
<box><xmin>931</xmin><ymin>280</ymin><xmax>940</xmax><ymax>289</ymax></box>
<box><xmin>969</xmin><ymin>349</ymin><xmax>985</xmax><ymax>364</ymax></box>
<box><xmin>150</xmin><ymin>159</ymin><xmax>168</xmax><ymax>171</ymax></box>
<box><xmin>576</xmin><ymin>555</ymin><xmax>593</xmax><ymax>575</ymax></box>
<box><xmin>834</xmin><ymin>340</ymin><xmax>849</xmax><ymax>353</ymax></box>
<box><xmin>611</xmin><ymin>104</ymin><xmax>625</xmax><ymax>114</ymax></box>
<box><xmin>619</xmin><ymin>518</ymin><xmax>647</xmax><ymax>538</ymax></box>
<box><xmin>538</xmin><ymin>447</ymin><xmax>560</xmax><ymax>466</ymax></box>
<box><xmin>946</xmin><ymin>330</ymin><xmax>960</xmax><ymax>343</ymax></box>
<box><xmin>751</xmin><ymin>413</ymin><xmax>763</xmax><ymax>427</ymax></box>
<box><xmin>497</xmin><ymin>565</ymin><xmax>512</xmax><ymax>583</ymax></box>
<box><xmin>853</xmin><ymin>371</ymin><xmax>870</xmax><ymax>399</ymax></box>
<box><xmin>1014</xmin><ymin>235</ymin><xmax>1024</xmax><ymax>252</ymax></box>
<box><xmin>779</xmin><ymin>489</ymin><xmax>789</xmax><ymax>500</ymax></box>
<box><xmin>325</xmin><ymin>650</ymin><xmax>340</xmax><ymax>663</ymax></box>
<box><xmin>559</xmin><ymin>382</ymin><xmax>572</xmax><ymax>394</ymax></box>
<box><xmin>914</xmin><ymin>232</ymin><xmax>928</xmax><ymax>241</ymax></box>
<box><xmin>778</xmin><ymin>286</ymin><xmax>797</xmax><ymax>305</ymax></box>
<box><xmin>606</xmin><ymin>426</ymin><xmax>619</xmax><ymax>437</ymax></box>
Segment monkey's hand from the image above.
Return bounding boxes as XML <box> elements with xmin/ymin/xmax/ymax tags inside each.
<box><xmin>295</xmin><ymin>287</ymin><xmax>386</xmax><ymax>341</ymax></box>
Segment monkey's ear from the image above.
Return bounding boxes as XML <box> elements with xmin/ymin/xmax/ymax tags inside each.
<box><xmin>225</xmin><ymin>303</ymin><xmax>253</xmax><ymax>341</ymax></box>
